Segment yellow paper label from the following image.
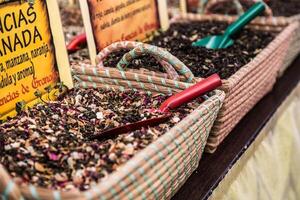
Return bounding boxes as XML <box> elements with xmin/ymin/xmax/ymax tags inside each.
<box><xmin>0</xmin><ymin>0</ymin><xmax>59</xmax><ymax>119</ymax></box>
<box><xmin>87</xmin><ymin>0</ymin><xmax>160</xmax><ymax>51</ymax></box>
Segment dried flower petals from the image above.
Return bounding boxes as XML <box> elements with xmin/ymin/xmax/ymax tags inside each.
<box><xmin>0</xmin><ymin>88</ymin><xmax>203</xmax><ymax>191</ymax></box>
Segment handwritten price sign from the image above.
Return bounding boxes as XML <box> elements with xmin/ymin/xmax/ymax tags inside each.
<box><xmin>80</xmin><ymin>0</ymin><xmax>169</xmax><ymax>64</ymax></box>
<box><xmin>0</xmin><ymin>0</ymin><xmax>72</xmax><ymax>120</ymax></box>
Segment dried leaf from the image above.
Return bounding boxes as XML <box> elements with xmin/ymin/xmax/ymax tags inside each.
<box><xmin>35</xmin><ymin>162</ymin><xmax>46</xmax><ymax>172</ymax></box>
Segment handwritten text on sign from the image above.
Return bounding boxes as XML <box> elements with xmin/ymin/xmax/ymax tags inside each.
<box><xmin>87</xmin><ymin>0</ymin><xmax>160</xmax><ymax>51</ymax></box>
<box><xmin>0</xmin><ymin>1</ymin><xmax>59</xmax><ymax>118</ymax></box>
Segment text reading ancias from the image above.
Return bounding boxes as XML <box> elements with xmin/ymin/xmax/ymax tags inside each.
<box><xmin>0</xmin><ymin>6</ymin><xmax>42</xmax><ymax>57</ymax></box>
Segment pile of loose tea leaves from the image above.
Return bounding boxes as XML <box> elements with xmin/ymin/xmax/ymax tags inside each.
<box><xmin>268</xmin><ymin>0</ymin><xmax>300</xmax><ymax>17</ymax></box>
<box><xmin>68</xmin><ymin>45</ymin><xmax>90</xmax><ymax>66</ymax></box>
<box><xmin>208</xmin><ymin>0</ymin><xmax>253</xmax><ymax>15</ymax></box>
<box><xmin>0</xmin><ymin>88</ymin><xmax>201</xmax><ymax>191</ymax></box>
<box><xmin>103</xmin><ymin>21</ymin><xmax>276</xmax><ymax>79</ymax></box>
<box><xmin>59</xmin><ymin>4</ymin><xmax>83</xmax><ymax>27</ymax></box>
<box><xmin>209</xmin><ymin>0</ymin><xmax>300</xmax><ymax>17</ymax></box>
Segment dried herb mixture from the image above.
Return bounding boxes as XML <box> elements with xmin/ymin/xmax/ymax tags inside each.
<box><xmin>209</xmin><ymin>0</ymin><xmax>300</xmax><ymax>17</ymax></box>
<box><xmin>103</xmin><ymin>21</ymin><xmax>276</xmax><ymax>79</ymax></box>
<box><xmin>0</xmin><ymin>88</ymin><xmax>200</xmax><ymax>191</ymax></box>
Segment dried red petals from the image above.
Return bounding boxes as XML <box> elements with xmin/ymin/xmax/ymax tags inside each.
<box><xmin>1</xmin><ymin>88</ymin><xmax>201</xmax><ymax>191</ymax></box>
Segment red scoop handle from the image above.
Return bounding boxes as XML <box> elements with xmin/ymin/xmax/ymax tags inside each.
<box><xmin>67</xmin><ymin>33</ymin><xmax>87</xmax><ymax>54</ymax></box>
<box><xmin>90</xmin><ymin>74</ymin><xmax>221</xmax><ymax>141</ymax></box>
<box><xmin>159</xmin><ymin>74</ymin><xmax>222</xmax><ymax>113</ymax></box>
<box><xmin>89</xmin><ymin>114</ymin><xmax>172</xmax><ymax>140</ymax></box>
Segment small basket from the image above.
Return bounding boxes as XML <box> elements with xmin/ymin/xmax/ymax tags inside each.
<box><xmin>160</xmin><ymin>13</ymin><xmax>298</xmax><ymax>153</ymax></box>
<box><xmin>95</xmin><ymin>14</ymin><xmax>298</xmax><ymax>153</ymax></box>
<box><xmin>201</xmin><ymin>0</ymin><xmax>300</xmax><ymax>76</ymax></box>
<box><xmin>0</xmin><ymin>48</ymin><xmax>225</xmax><ymax>200</ymax></box>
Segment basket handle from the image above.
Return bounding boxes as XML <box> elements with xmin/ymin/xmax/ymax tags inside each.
<box><xmin>95</xmin><ymin>41</ymin><xmax>180</xmax><ymax>80</ymax></box>
<box><xmin>96</xmin><ymin>41</ymin><xmax>143</xmax><ymax>66</ymax></box>
<box><xmin>117</xmin><ymin>43</ymin><xmax>196</xmax><ymax>83</ymax></box>
<box><xmin>0</xmin><ymin>165</ymin><xmax>24</xmax><ymax>200</ymax></box>
<box><xmin>204</xmin><ymin>0</ymin><xmax>273</xmax><ymax>16</ymax></box>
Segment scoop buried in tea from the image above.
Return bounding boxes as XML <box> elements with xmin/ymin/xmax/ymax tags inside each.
<box><xmin>90</xmin><ymin>74</ymin><xmax>222</xmax><ymax>140</ymax></box>
<box><xmin>192</xmin><ymin>2</ymin><xmax>266</xmax><ymax>49</ymax></box>
<box><xmin>67</xmin><ymin>33</ymin><xmax>87</xmax><ymax>54</ymax></box>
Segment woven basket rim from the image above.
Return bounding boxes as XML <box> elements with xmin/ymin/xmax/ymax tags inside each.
<box><xmin>289</xmin><ymin>14</ymin><xmax>300</xmax><ymax>22</ymax></box>
<box><xmin>171</xmin><ymin>13</ymin><xmax>291</xmax><ymax>26</ymax></box>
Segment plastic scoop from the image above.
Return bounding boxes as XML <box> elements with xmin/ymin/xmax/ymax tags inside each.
<box><xmin>192</xmin><ymin>2</ymin><xmax>266</xmax><ymax>49</ymax></box>
<box><xmin>90</xmin><ymin>74</ymin><xmax>222</xmax><ymax>140</ymax></box>
<box><xmin>67</xmin><ymin>33</ymin><xmax>87</xmax><ymax>54</ymax></box>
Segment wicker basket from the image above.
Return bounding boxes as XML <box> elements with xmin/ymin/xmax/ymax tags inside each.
<box><xmin>202</xmin><ymin>0</ymin><xmax>300</xmax><ymax>76</ymax></box>
<box><xmin>0</xmin><ymin>51</ymin><xmax>225</xmax><ymax>199</ymax></box>
<box><xmin>164</xmin><ymin>13</ymin><xmax>299</xmax><ymax>153</ymax></box>
<box><xmin>94</xmin><ymin>14</ymin><xmax>298</xmax><ymax>153</ymax></box>
<box><xmin>94</xmin><ymin>14</ymin><xmax>299</xmax><ymax>153</ymax></box>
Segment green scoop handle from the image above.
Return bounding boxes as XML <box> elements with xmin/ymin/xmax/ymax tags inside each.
<box><xmin>224</xmin><ymin>2</ymin><xmax>265</xmax><ymax>37</ymax></box>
